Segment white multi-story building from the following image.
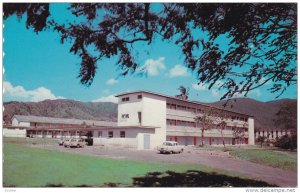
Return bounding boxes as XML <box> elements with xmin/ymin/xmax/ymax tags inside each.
<box><xmin>4</xmin><ymin>90</ymin><xmax>255</xmax><ymax>149</ymax></box>
<box><xmin>115</xmin><ymin>91</ymin><xmax>255</xmax><ymax>148</ymax></box>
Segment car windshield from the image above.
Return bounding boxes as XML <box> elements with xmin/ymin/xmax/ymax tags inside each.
<box><xmin>163</xmin><ymin>142</ymin><xmax>172</xmax><ymax>146</ymax></box>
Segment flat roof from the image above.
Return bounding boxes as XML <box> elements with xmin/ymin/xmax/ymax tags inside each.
<box><xmin>116</xmin><ymin>90</ymin><xmax>253</xmax><ymax>117</ymax></box>
<box><xmin>13</xmin><ymin>115</ymin><xmax>117</xmax><ymax>127</ymax></box>
<box><xmin>26</xmin><ymin>125</ymin><xmax>158</xmax><ymax>131</ymax></box>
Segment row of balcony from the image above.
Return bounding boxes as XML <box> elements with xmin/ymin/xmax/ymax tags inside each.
<box><xmin>166</xmin><ymin>125</ymin><xmax>249</xmax><ymax>138</ymax></box>
<box><xmin>166</xmin><ymin>109</ymin><xmax>249</xmax><ymax>127</ymax></box>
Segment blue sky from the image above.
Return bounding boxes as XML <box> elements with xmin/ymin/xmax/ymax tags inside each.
<box><xmin>3</xmin><ymin>3</ymin><xmax>297</xmax><ymax>103</ymax></box>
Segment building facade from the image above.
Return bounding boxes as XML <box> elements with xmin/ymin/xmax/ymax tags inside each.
<box><xmin>116</xmin><ymin>91</ymin><xmax>255</xmax><ymax>148</ymax></box>
<box><xmin>4</xmin><ymin>90</ymin><xmax>255</xmax><ymax>149</ymax></box>
<box><xmin>255</xmin><ymin>129</ymin><xmax>294</xmax><ymax>142</ymax></box>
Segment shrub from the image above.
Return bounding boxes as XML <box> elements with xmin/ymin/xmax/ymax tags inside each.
<box><xmin>274</xmin><ymin>134</ymin><xmax>297</xmax><ymax>150</ymax></box>
<box><xmin>85</xmin><ymin>138</ymin><xmax>93</xmax><ymax>146</ymax></box>
<box><xmin>256</xmin><ymin>136</ymin><xmax>266</xmax><ymax>148</ymax></box>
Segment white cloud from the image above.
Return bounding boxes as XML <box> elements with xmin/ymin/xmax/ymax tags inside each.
<box><xmin>211</xmin><ymin>89</ymin><xmax>220</xmax><ymax>98</ymax></box>
<box><xmin>191</xmin><ymin>81</ymin><xmax>225</xmax><ymax>100</ymax></box>
<box><xmin>102</xmin><ymin>89</ymin><xmax>110</xmax><ymax>94</ymax></box>
<box><xmin>168</xmin><ymin>65</ymin><xmax>190</xmax><ymax>78</ymax></box>
<box><xmin>106</xmin><ymin>78</ymin><xmax>119</xmax><ymax>85</ymax></box>
<box><xmin>3</xmin><ymin>81</ymin><xmax>64</xmax><ymax>102</ymax></box>
<box><xmin>249</xmin><ymin>89</ymin><xmax>262</xmax><ymax>97</ymax></box>
<box><xmin>142</xmin><ymin>57</ymin><xmax>166</xmax><ymax>76</ymax></box>
<box><xmin>192</xmin><ymin>83</ymin><xmax>207</xmax><ymax>91</ymax></box>
<box><xmin>92</xmin><ymin>94</ymin><xmax>118</xmax><ymax>103</ymax></box>
<box><xmin>233</xmin><ymin>89</ymin><xmax>262</xmax><ymax>98</ymax></box>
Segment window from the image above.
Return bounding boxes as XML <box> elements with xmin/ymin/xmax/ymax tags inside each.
<box><xmin>108</xmin><ymin>131</ymin><xmax>113</xmax><ymax>138</ymax></box>
<box><xmin>137</xmin><ymin>95</ymin><xmax>142</xmax><ymax>99</ymax></box>
<box><xmin>138</xmin><ymin>112</ymin><xmax>142</xmax><ymax>124</ymax></box>
<box><xmin>122</xmin><ymin>97</ymin><xmax>130</xmax><ymax>102</ymax></box>
<box><xmin>271</xmin><ymin>131</ymin><xmax>274</xmax><ymax>138</ymax></box>
<box><xmin>98</xmin><ymin>131</ymin><xmax>102</xmax><ymax>137</ymax></box>
<box><xmin>120</xmin><ymin>131</ymin><xmax>125</xmax><ymax>138</ymax></box>
<box><xmin>122</xmin><ymin>114</ymin><xmax>129</xmax><ymax>118</ymax></box>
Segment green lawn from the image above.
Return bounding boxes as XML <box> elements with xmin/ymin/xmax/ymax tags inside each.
<box><xmin>3</xmin><ymin>140</ymin><xmax>247</xmax><ymax>187</ymax></box>
<box><xmin>229</xmin><ymin>148</ymin><xmax>297</xmax><ymax>171</ymax></box>
<box><xmin>194</xmin><ymin>145</ymin><xmax>297</xmax><ymax>171</ymax></box>
<box><xmin>3</xmin><ymin>138</ymin><xmax>280</xmax><ymax>187</ymax></box>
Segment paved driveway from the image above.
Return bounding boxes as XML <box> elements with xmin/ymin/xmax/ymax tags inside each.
<box><xmin>32</xmin><ymin>144</ymin><xmax>297</xmax><ymax>187</ymax></box>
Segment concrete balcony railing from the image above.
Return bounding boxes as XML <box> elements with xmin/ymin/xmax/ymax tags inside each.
<box><xmin>167</xmin><ymin>109</ymin><xmax>249</xmax><ymax>127</ymax></box>
<box><xmin>166</xmin><ymin>125</ymin><xmax>249</xmax><ymax>137</ymax></box>
<box><xmin>166</xmin><ymin>108</ymin><xmax>196</xmax><ymax>118</ymax></box>
<box><xmin>227</xmin><ymin>120</ymin><xmax>249</xmax><ymax>127</ymax></box>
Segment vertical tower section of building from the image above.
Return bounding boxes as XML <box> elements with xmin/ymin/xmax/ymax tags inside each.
<box><xmin>248</xmin><ymin>117</ymin><xmax>255</xmax><ymax>145</ymax></box>
<box><xmin>141</xmin><ymin>93</ymin><xmax>167</xmax><ymax>149</ymax></box>
<box><xmin>117</xmin><ymin>93</ymin><xmax>143</xmax><ymax>127</ymax></box>
<box><xmin>116</xmin><ymin>92</ymin><xmax>167</xmax><ymax>149</ymax></box>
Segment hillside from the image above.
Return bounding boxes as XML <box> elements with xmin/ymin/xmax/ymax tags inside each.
<box><xmin>3</xmin><ymin>99</ymin><xmax>117</xmax><ymax>125</ymax></box>
<box><xmin>3</xmin><ymin>98</ymin><xmax>296</xmax><ymax>130</ymax></box>
<box><xmin>208</xmin><ymin>98</ymin><xmax>297</xmax><ymax>130</ymax></box>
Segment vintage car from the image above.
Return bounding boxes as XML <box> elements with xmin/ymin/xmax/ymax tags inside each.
<box><xmin>157</xmin><ymin>141</ymin><xmax>184</xmax><ymax>154</ymax></box>
<box><xmin>69</xmin><ymin>138</ymin><xmax>86</xmax><ymax>148</ymax></box>
<box><xmin>58</xmin><ymin>139</ymin><xmax>64</xmax><ymax>146</ymax></box>
<box><xmin>63</xmin><ymin>138</ymin><xmax>72</xmax><ymax>147</ymax></box>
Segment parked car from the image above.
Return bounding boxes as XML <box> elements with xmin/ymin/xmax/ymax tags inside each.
<box><xmin>157</xmin><ymin>141</ymin><xmax>184</xmax><ymax>154</ymax></box>
<box><xmin>58</xmin><ymin>139</ymin><xmax>64</xmax><ymax>146</ymax></box>
<box><xmin>70</xmin><ymin>138</ymin><xmax>86</xmax><ymax>148</ymax></box>
<box><xmin>63</xmin><ymin>138</ymin><xmax>72</xmax><ymax>147</ymax></box>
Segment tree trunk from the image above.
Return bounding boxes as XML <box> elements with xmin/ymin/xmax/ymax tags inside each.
<box><xmin>221</xmin><ymin>129</ymin><xmax>225</xmax><ymax>148</ymax></box>
<box><xmin>201</xmin><ymin>129</ymin><xmax>204</xmax><ymax>146</ymax></box>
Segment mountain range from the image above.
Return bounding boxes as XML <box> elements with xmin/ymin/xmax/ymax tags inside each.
<box><xmin>3</xmin><ymin>99</ymin><xmax>117</xmax><ymax>124</ymax></box>
<box><xmin>3</xmin><ymin>98</ymin><xmax>296</xmax><ymax>130</ymax></box>
<box><xmin>208</xmin><ymin>98</ymin><xmax>296</xmax><ymax>130</ymax></box>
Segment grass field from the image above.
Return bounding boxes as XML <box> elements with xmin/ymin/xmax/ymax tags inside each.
<box><xmin>229</xmin><ymin>148</ymin><xmax>297</xmax><ymax>171</ymax></box>
<box><xmin>3</xmin><ymin>138</ymin><xmax>274</xmax><ymax>187</ymax></box>
<box><xmin>196</xmin><ymin>145</ymin><xmax>297</xmax><ymax>171</ymax></box>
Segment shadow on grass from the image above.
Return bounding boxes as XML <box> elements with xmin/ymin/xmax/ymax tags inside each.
<box><xmin>44</xmin><ymin>182</ymin><xmax>122</xmax><ymax>187</ymax></box>
<box><xmin>5</xmin><ymin>170</ymin><xmax>276</xmax><ymax>188</ymax></box>
<box><xmin>132</xmin><ymin>170</ymin><xmax>277</xmax><ymax>187</ymax></box>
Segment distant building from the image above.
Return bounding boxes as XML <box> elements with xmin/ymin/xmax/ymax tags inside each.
<box><xmin>8</xmin><ymin>114</ymin><xmax>116</xmax><ymax>138</ymax></box>
<box><xmin>255</xmin><ymin>129</ymin><xmax>294</xmax><ymax>142</ymax></box>
<box><xmin>4</xmin><ymin>90</ymin><xmax>256</xmax><ymax>149</ymax></box>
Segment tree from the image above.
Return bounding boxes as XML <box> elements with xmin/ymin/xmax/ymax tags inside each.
<box><xmin>175</xmin><ymin>86</ymin><xmax>189</xmax><ymax>100</ymax></box>
<box><xmin>196</xmin><ymin>108</ymin><xmax>233</xmax><ymax>148</ymax></box>
<box><xmin>194</xmin><ymin>107</ymin><xmax>214</xmax><ymax>146</ymax></box>
<box><xmin>256</xmin><ymin>136</ymin><xmax>266</xmax><ymax>148</ymax></box>
<box><xmin>274</xmin><ymin>101</ymin><xmax>297</xmax><ymax>131</ymax></box>
<box><xmin>273</xmin><ymin>100</ymin><xmax>297</xmax><ymax>150</ymax></box>
<box><xmin>232</xmin><ymin>126</ymin><xmax>246</xmax><ymax>147</ymax></box>
<box><xmin>274</xmin><ymin>134</ymin><xmax>297</xmax><ymax>150</ymax></box>
<box><xmin>217</xmin><ymin>121</ymin><xmax>227</xmax><ymax>148</ymax></box>
<box><xmin>4</xmin><ymin>3</ymin><xmax>297</xmax><ymax>99</ymax></box>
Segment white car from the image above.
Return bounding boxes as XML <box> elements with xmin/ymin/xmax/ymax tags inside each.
<box><xmin>69</xmin><ymin>138</ymin><xmax>86</xmax><ymax>148</ymax></box>
<box><xmin>157</xmin><ymin>141</ymin><xmax>184</xmax><ymax>154</ymax></box>
<box><xmin>63</xmin><ymin>138</ymin><xmax>72</xmax><ymax>147</ymax></box>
